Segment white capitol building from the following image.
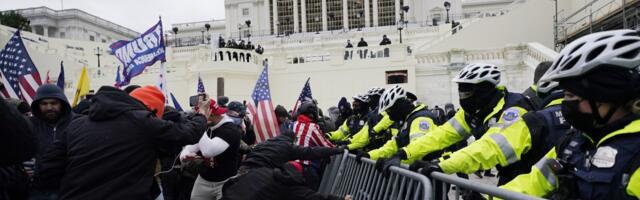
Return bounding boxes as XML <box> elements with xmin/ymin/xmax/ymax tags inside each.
<box><xmin>1</xmin><ymin>0</ymin><xmax>634</xmax><ymax>110</ymax></box>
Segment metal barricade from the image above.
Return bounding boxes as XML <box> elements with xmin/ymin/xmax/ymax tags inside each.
<box><xmin>319</xmin><ymin>151</ymin><xmax>433</xmax><ymax>200</ymax></box>
<box><xmin>319</xmin><ymin>151</ymin><xmax>546</xmax><ymax>200</ymax></box>
<box><xmin>428</xmin><ymin>172</ymin><xmax>546</xmax><ymax>200</ymax></box>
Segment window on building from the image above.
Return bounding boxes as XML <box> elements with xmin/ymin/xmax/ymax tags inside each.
<box><xmin>60</xmin><ymin>32</ymin><xmax>66</xmax><ymax>38</ymax></box>
<box><xmin>102</xmin><ymin>39</ymin><xmax>107</xmax><ymax>43</ymax></box>
<box><xmin>89</xmin><ymin>35</ymin><xmax>95</xmax><ymax>41</ymax></box>
<box><xmin>305</xmin><ymin>0</ymin><xmax>322</xmax><ymax>33</ymax></box>
<box><xmin>378</xmin><ymin>0</ymin><xmax>396</xmax><ymax>26</ymax></box>
<box><xmin>243</xmin><ymin>8</ymin><xmax>250</xmax><ymax>16</ymax></box>
<box><xmin>327</xmin><ymin>0</ymin><xmax>343</xmax><ymax>31</ymax></box>
<box><xmin>386</xmin><ymin>70</ymin><xmax>408</xmax><ymax>84</ymax></box>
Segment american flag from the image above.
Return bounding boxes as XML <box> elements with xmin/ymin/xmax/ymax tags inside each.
<box><xmin>197</xmin><ymin>74</ymin><xmax>205</xmax><ymax>93</ymax></box>
<box><xmin>291</xmin><ymin>77</ymin><xmax>313</xmax><ymax>115</ymax></box>
<box><xmin>247</xmin><ymin>63</ymin><xmax>281</xmax><ymax>143</ymax></box>
<box><xmin>0</xmin><ymin>30</ymin><xmax>41</xmax><ymax>103</ymax></box>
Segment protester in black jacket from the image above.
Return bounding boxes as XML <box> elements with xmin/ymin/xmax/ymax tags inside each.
<box><xmin>240</xmin><ymin>131</ymin><xmax>344</xmax><ymax>170</ymax></box>
<box><xmin>222</xmin><ymin>132</ymin><xmax>347</xmax><ymax>200</ymax></box>
<box><xmin>221</xmin><ymin>162</ymin><xmax>350</xmax><ymax>200</ymax></box>
<box><xmin>0</xmin><ymin>97</ymin><xmax>37</xmax><ymax>200</ymax></box>
<box><xmin>28</xmin><ymin>84</ymin><xmax>74</xmax><ymax>199</ymax></box>
<box><xmin>34</xmin><ymin>86</ymin><xmax>208</xmax><ymax>200</ymax></box>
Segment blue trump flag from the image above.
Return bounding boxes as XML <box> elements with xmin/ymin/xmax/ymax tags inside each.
<box><xmin>110</xmin><ymin>19</ymin><xmax>165</xmax><ymax>86</ymax></box>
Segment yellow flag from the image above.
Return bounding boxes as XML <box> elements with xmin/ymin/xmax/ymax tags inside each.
<box><xmin>72</xmin><ymin>66</ymin><xmax>90</xmax><ymax>107</ymax></box>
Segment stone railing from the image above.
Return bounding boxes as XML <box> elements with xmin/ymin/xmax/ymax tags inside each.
<box><xmin>523</xmin><ymin>42</ymin><xmax>558</xmax><ymax>67</ymax></box>
<box><xmin>415</xmin><ymin>42</ymin><xmax>557</xmax><ymax>68</ymax></box>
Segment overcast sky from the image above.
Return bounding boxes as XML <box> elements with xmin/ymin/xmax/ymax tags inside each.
<box><xmin>0</xmin><ymin>0</ymin><xmax>226</xmax><ymax>33</ymax></box>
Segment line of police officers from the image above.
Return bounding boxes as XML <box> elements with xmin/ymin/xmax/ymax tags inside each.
<box><xmin>325</xmin><ymin>29</ymin><xmax>640</xmax><ymax>199</ymax></box>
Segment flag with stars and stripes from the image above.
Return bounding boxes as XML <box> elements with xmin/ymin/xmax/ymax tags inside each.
<box><xmin>247</xmin><ymin>63</ymin><xmax>280</xmax><ymax>142</ymax></box>
<box><xmin>0</xmin><ymin>30</ymin><xmax>42</xmax><ymax>103</ymax></box>
<box><xmin>156</xmin><ymin>63</ymin><xmax>169</xmax><ymax>104</ymax></box>
<box><xmin>291</xmin><ymin>77</ymin><xmax>313</xmax><ymax>115</ymax></box>
<box><xmin>197</xmin><ymin>75</ymin><xmax>205</xmax><ymax>94</ymax></box>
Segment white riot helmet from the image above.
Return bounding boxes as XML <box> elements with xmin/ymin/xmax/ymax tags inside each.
<box><xmin>452</xmin><ymin>63</ymin><xmax>501</xmax><ymax>85</ymax></box>
<box><xmin>367</xmin><ymin>87</ymin><xmax>386</xmax><ymax>96</ymax></box>
<box><xmin>352</xmin><ymin>94</ymin><xmax>369</xmax><ymax>103</ymax></box>
<box><xmin>541</xmin><ymin>29</ymin><xmax>640</xmax><ymax>82</ymax></box>
<box><xmin>536</xmin><ymin>80</ymin><xmax>560</xmax><ymax>94</ymax></box>
<box><xmin>378</xmin><ymin>85</ymin><xmax>406</xmax><ymax>113</ymax></box>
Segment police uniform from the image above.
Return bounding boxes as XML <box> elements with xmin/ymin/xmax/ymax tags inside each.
<box><xmin>327</xmin><ymin>113</ymin><xmax>367</xmax><ymax>142</ymax></box>
<box><xmin>346</xmin><ymin>112</ymin><xmax>396</xmax><ymax>151</ymax></box>
<box><xmin>438</xmin><ymin>95</ymin><xmax>570</xmax><ymax>184</ymax></box>
<box><xmin>401</xmin><ymin>87</ymin><xmax>534</xmax><ymax>165</ymax></box>
<box><xmin>368</xmin><ymin>104</ymin><xmax>437</xmax><ymax>163</ymax></box>
<box><xmin>500</xmin><ymin>117</ymin><xmax>640</xmax><ymax>199</ymax></box>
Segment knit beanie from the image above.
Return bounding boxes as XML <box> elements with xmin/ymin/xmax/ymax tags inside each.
<box><xmin>130</xmin><ymin>85</ymin><xmax>165</xmax><ymax>118</ymax></box>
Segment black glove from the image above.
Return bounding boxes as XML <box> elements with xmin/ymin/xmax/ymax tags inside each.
<box><xmin>355</xmin><ymin>150</ymin><xmax>370</xmax><ymax>164</ymax></box>
<box><xmin>334</xmin><ymin>140</ymin><xmax>350</xmax><ymax>146</ymax></box>
<box><xmin>375</xmin><ymin>154</ymin><xmax>402</xmax><ymax>178</ymax></box>
<box><xmin>417</xmin><ymin>161</ymin><xmax>442</xmax><ymax>178</ymax></box>
<box><xmin>163</xmin><ymin>110</ymin><xmax>183</xmax><ymax>122</ymax></box>
<box><xmin>408</xmin><ymin>160</ymin><xmax>429</xmax><ymax>172</ymax></box>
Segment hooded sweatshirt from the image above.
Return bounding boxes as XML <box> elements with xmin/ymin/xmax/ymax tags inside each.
<box><xmin>34</xmin><ymin>86</ymin><xmax>207</xmax><ymax>200</ymax></box>
<box><xmin>29</xmin><ymin>84</ymin><xmax>73</xmax><ymax>175</ymax></box>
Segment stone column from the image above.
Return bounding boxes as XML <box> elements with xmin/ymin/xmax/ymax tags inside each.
<box><xmin>273</xmin><ymin>0</ymin><xmax>279</xmax><ymax>34</ymax></box>
<box><xmin>372</xmin><ymin>0</ymin><xmax>378</xmax><ymax>26</ymax></box>
<box><xmin>301</xmin><ymin>0</ymin><xmax>307</xmax><ymax>32</ymax></box>
<box><xmin>293</xmin><ymin>0</ymin><xmax>299</xmax><ymax>33</ymax></box>
<box><xmin>395</xmin><ymin>0</ymin><xmax>400</xmax><ymax>25</ymax></box>
<box><xmin>343</xmin><ymin>0</ymin><xmax>349</xmax><ymax>30</ymax></box>
<box><xmin>364</xmin><ymin>0</ymin><xmax>370</xmax><ymax>27</ymax></box>
<box><xmin>322</xmin><ymin>0</ymin><xmax>328</xmax><ymax>31</ymax></box>
<box><xmin>42</xmin><ymin>25</ymin><xmax>49</xmax><ymax>37</ymax></box>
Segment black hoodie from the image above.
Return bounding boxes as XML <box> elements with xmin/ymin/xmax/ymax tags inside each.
<box><xmin>35</xmin><ymin>86</ymin><xmax>208</xmax><ymax>200</ymax></box>
<box><xmin>241</xmin><ymin>132</ymin><xmax>343</xmax><ymax>170</ymax></box>
<box><xmin>29</xmin><ymin>84</ymin><xmax>73</xmax><ymax>176</ymax></box>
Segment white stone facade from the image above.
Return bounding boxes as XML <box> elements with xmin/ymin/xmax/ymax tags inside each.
<box><xmin>9</xmin><ymin>7</ymin><xmax>139</xmax><ymax>43</ymax></box>
<box><xmin>0</xmin><ymin>0</ymin><xmax>560</xmax><ymax>111</ymax></box>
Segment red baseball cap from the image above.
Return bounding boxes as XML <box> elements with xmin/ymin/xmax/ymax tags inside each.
<box><xmin>209</xmin><ymin>99</ymin><xmax>228</xmax><ymax>115</ymax></box>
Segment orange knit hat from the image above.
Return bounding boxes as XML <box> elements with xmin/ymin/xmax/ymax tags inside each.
<box><xmin>130</xmin><ymin>85</ymin><xmax>165</xmax><ymax>118</ymax></box>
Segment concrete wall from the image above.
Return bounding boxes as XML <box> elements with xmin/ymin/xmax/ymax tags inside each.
<box><xmin>428</xmin><ymin>0</ymin><xmax>555</xmax><ymax>52</ymax></box>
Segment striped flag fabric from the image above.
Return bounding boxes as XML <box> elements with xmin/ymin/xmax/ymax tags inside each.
<box><xmin>291</xmin><ymin>77</ymin><xmax>313</xmax><ymax>115</ymax></box>
<box><xmin>197</xmin><ymin>74</ymin><xmax>205</xmax><ymax>93</ymax></box>
<box><xmin>247</xmin><ymin>63</ymin><xmax>280</xmax><ymax>143</ymax></box>
<box><xmin>156</xmin><ymin>63</ymin><xmax>169</xmax><ymax>104</ymax></box>
<box><xmin>0</xmin><ymin>30</ymin><xmax>42</xmax><ymax>103</ymax></box>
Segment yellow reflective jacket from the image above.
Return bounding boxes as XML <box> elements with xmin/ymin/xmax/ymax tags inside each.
<box><xmin>327</xmin><ymin>114</ymin><xmax>367</xmax><ymax>142</ymax></box>
<box><xmin>500</xmin><ymin>119</ymin><xmax>640</xmax><ymax>199</ymax></box>
<box><xmin>402</xmin><ymin>88</ymin><xmax>532</xmax><ymax>164</ymax></box>
<box><xmin>347</xmin><ymin>112</ymin><xmax>395</xmax><ymax>150</ymax></box>
<box><xmin>439</xmin><ymin>99</ymin><xmax>565</xmax><ymax>176</ymax></box>
<box><xmin>368</xmin><ymin>104</ymin><xmax>436</xmax><ymax>163</ymax></box>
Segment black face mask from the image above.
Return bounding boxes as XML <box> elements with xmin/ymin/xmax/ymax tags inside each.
<box><xmin>459</xmin><ymin>83</ymin><xmax>498</xmax><ymax>114</ymax></box>
<box><xmin>561</xmin><ymin>99</ymin><xmax>599</xmax><ymax>135</ymax></box>
<box><xmin>369</xmin><ymin>95</ymin><xmax>380</xmax><ymax>110</ymax></box>
<box><xmin>387</xmin><ymin>99</ymin><xmax>414</xmax><ymax>121</ymax></box>
<box><xmin>352</xmin><ymin>101</ymin><xmax>369</xmax><ymax>116</ymax></box>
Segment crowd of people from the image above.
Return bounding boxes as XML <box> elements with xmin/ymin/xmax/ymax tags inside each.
<box><xmin>218</xmin><ymin>36</ymin><xmax>264</xmax><ymax>55</ymax></box>
<box><xmin>2</xmin><ymin>29</ymin><xmax>640</xmax><ymax>200</ymax></box>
